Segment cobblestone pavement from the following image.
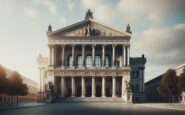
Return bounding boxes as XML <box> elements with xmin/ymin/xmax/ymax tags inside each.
<box><xmin>0</xmin><ymin>103</ymin><xmax>185</xmax><ymax>115</ymax></box>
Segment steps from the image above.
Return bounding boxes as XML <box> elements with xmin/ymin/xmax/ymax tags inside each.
<box><xmin>55</xmin><ymin>97</ymin><xmax>125</xmax><ymax>103</ymax></box>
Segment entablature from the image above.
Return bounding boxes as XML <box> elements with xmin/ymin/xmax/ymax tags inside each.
<box><xmin>48</xmin><ymin>37</ymin><xmax>130</xmax><ymax>45</ymax></box>
<box><xmin>47</xmin><ymin>67</ymin><xmax>131</xmax><ymax>77</ymax></box>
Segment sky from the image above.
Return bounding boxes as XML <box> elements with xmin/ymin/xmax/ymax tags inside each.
<box><xmin>0</xmin><ymin>0</ymin><xmax>185</xmax><ymax>83</ymax></box>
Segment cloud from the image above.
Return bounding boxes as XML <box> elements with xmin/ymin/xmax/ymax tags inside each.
<box><xmin>32</xmin><ymin>0</ymin><xmax>58</xmax><ymax>16</ymax></box>
<box><xmin>24</xmin><ymin>7</ymin><xmax>38</xmax><ymax>18</ymax></box>
<box><xmin>80</xmin><ymin>0</ymin><xmax>117</xmax><ymax>23</ymax></box>
<box><xmin>132</xmin><ymin>23</ymin><xmax>185</xmax><ymax>68</ymax></box>
<box><xmin>67</xmin><ymin>0</ymin><xmax>75</xmax><ymax>11</ymax></box>
<box><xmin>80</xmin><ymin>0</ymin><xmax>185</xmax><ymax>28</ymax></box>
<box><xmin>117</xmin><ymin>0</ymin><xmax>185</xmax><ymax>24</ymax></box>
<box><xmin>59</xmin><ymin>17</ymin><xmax>67</xmax><ymax>26</ymax></box>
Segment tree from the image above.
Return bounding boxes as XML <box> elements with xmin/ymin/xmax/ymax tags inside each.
<box><xmin>7</xmin><ymin>71</ymin><xmax>28</xmax><ymax>96</ymax></box>
<box><xmin>157</xmin><ymin>69</ymin><xmax>181</xmax><ymax>103</ymax></box>
<box><xmin>0</xmin><ymin>65</ymin><xmax>8</xmax><ymax>94</ymax></box>
<box><xmin>177</xmin><ymin>68</ymin><xmax>185</xmax><ymax>92</ymax></box>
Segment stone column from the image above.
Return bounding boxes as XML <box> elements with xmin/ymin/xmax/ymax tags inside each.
<box><xmin>92</xmin><ymin>45</ymin><xmax>95</xmax><ymax>67</ymax></box>
<box><xmin>82</xmin><ymin>45</ymin><xmax>85</xmax><ymax>67</ymax></box>
<box><xmin>61</xmin><ymin>77</ymin><xmax>65</xmax><ymax>97</ymax></box>
<box><xmin>49</xmin><ymin>46</ymin><xmax>52</xmax><ymax>65</ymax></box>
<box><xmin>39</xmin><ymin>67</ymin><xmax>44</xmax><ymax>92</ymax></box>
<box><xmin>127</xmin><ymin>46</ymin><xmax>130</xmax><ymax>66</ymax></box>
<box><xmin>81</xmin><ymin>77</ymin><xmax>85</xmax><ymax>97</ymax></box>
<box><xmin>121</xmin><ymin>76</ymin><xmax>126</xmax><ymax>97</ymax></box>
<box><xmin>102</xmin><ymin>45</ymin><xmax>105</xmax><ymax>67</ymax></box>
<box><xmin>61</xmin><ymin>45</ymin><xmax>65</xmax><ymax>67</ymax></box>
<box><xmin>102</xmin><ymin>77</ymin><xmax>106</xmax><ymax>97</ymax></box>
<box><xmin>51</xmin><ymin>45</ymin><xmax>55</xmax><ymax>66</ymax></box>
<box><xmin>71</xmin><ymin>77</ymin><xmax>75</xmax><ymax>97</ymax></box>
<box><xmin>112</xmin><ymin>45</ymin><xmax>115</xmax><ymax>67</ymax></box>
<box><xmin>72</xmin><ymin>45</ymin><xmax>75</xmax><ymax>67</ymax></box>
<box><xmin>92</xmin><ymin>77</ymin><xmax>95</xmax><ymax>97</ymax></box>
<box><xmin>123</xmin><ymin>45</ymin><xmax>126</xmax><ymax>66</ymax></box>
<box><xmin>112</xmin><ymin>76</ymin><xmax>116</xmax><ymax>97</ymax></box>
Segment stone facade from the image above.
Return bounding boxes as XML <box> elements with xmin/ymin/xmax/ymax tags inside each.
<box><xmin>37</xmin><ymin>10</ymin><xmax>146</xmax><ymax>103</ymax></box>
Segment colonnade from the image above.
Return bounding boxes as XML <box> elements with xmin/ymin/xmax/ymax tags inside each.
<box><xmin>48</xmin><ymin>44</ymin><xmax>130</xmax><ymax>68</ymax></box>
<box><xmin>60</xmin><ymin>76</ymin><xmax>126</xmax><ymax>98</ymax></box>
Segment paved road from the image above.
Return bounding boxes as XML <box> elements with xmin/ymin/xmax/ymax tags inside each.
<box><xmin>0</xmin><ymin>103</ymin><xmax>185</xmax><ymax>115</ymax></box>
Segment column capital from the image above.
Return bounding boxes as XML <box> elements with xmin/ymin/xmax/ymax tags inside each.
<box><xmin>91</xmin><ymin>44</ymin><xmax>96</xmax><ymax>47</ymax></box>
<box><xmin>72</xmin><ymin>44</ymin><xmax>76</xmax><ymax>47</ymax></box>
<box><xmin>82</xmin><ymin>44</ymin><xmax>86</xmax><ymax>47</ymax></box>
<box><xmin>102</xmin><ymin>44</ymin><xmax>107</xmax><ymax>47</ymax></box>
<box><xmin>61</xmin><ymin>44</ymin><xmax>65</xmax><ymax>48</ymax></box>
<box><xmin>112</xmin><ymin>44</ymin><xmax>117</xmax><ymax>47</ymax></box>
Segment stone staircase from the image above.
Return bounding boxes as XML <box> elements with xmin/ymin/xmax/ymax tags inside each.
<box><xmin>55</xmin><ymin>97</ymin><xmax>125</xmax><ymax>103</ymax></box>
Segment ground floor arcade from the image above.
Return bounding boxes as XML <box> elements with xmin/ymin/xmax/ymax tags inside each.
<box><xmin>54</xmin><ymin>76</ymin><xmax>126</xmax><ymax>98</ymax></box>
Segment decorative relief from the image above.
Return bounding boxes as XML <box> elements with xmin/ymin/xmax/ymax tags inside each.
<box><xmin>54</xmin><ymin>69</ymin><xmax>125</xmax><ymax>77</ymax></box>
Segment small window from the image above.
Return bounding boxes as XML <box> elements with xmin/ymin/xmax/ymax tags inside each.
<box><xmin>86</xmin><ymin>55</ymin><xmax>92</xmax><ymax>67</ymax></box>
<box><xmin>95</xmin><ymin>55</ymin><xmax>101</xmax><ymax>67</ymax></box>
<box><xmin>105</xmin><ymin>56</ymin><xmax>110</xmax><ymax>67</ymax></box>
<box><xmin>69</xmin><ymin>55</ymin><xmax>72</xmax><ymax>67</ymax></box>
<box><xmin>77</xmin><ymin>56</ymin><xmax>82</xmax><ymax>67</ymax></box>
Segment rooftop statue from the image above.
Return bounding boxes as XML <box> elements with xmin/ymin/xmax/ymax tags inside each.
<box><xmin>85</xmin><ymin>9</ymin><xmax>93</xmax><ymax>20</ymax></box>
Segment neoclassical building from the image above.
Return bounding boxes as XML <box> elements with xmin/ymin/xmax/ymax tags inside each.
<box><xmin>37</xmin><ymin>10</ymin><xmax>146</xmax><ymax>103</ymax></box>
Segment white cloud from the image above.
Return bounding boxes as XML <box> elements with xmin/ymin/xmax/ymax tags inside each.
<box><xmin>24</xmin><ymin>7</ymin><xmax>38</xmax><ymax>18</ymax></box>
<box><xmin>59</xmin><ymin>17</ymin><xmax>67</xmax><ymax>26</ymax></box>
<box><xmin>132</xmin><ymin>23</ymin><xmax>185</xmax><ymax>80</ymax></box>
<box><xmin>32</xmin><ymin>0</ymin><xmax>58</xmax><ymax>16</ymax></box>
<box><xmin>133</xmin><ymin>25</ymin><xmax>185</xmax><ymax>55</ymax></box>
<box><xmin>80</xmin><ymin>0</ymin><xmax>117</xmax><ymax>23</ymax></box>
<box><xmin>174</xmin><ymin>24</ymin><xmax>185</xmax><ymax>30</ymax></box>
<box><xmin>67</xmin><ymin>0</ymin><xmax>75</xmax><ymax>11</ymax></box>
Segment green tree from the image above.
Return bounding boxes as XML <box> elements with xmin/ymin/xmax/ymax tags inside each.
<box><xmin>7</xmin><ymin>71</ymin><xmax>28</xmax><ymax>104</ymax></box>
<box><xmin>0</xmin><ymin>65</ymin><xmax>8</xmax><ymax>94</ymax></box>
<box><xmin>177</xmin><ymin>68</ymin><xmax>185</xmax><ymax>92</ymax></box>
<box><xmin>157</xmin><ymin>69</ymin><xmax>181</xmax><ymax>103</ymax></box>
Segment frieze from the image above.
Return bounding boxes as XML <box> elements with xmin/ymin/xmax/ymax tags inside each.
<box><xmin>54</xmin><ymin>69</ymin><xmax>126</xmax><ymax>77</ymax></box>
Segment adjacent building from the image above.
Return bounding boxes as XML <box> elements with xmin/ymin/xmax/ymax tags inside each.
<box><xmin>1</xmin><ymin>65</ymin><xmax>38</xmax><ymax>96</ymax></box>
<box><xmin>145</xmin><ymin>63</ymin><xmax>185</xmax><ymax>103</ymax></box>
<box><xmin>37</xmin><ymin>10</ymin><xmax>146</xmax><ymax>103</ymax></box>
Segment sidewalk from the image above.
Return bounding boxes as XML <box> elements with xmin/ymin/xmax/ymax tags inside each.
<box><xmin>139</xmin><ymin>103</ymin><xmax>185</xmax><ymax>111</ymax></box>
<box><xmin>0</xmin><ymin>102</ymin><xmax>46</xmax><ymax>111</ymax></box>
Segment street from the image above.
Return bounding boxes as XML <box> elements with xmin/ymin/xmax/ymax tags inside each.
<box><xmin>0</xmin><ymin>103</ymin><xmax>185</xmax><ymax>115</ymax></box>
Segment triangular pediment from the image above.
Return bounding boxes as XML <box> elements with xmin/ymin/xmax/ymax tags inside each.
<box><xmin>48</xmin><ymin>19</ymin><xmax>130</xmax><ymax>38</ymax></box>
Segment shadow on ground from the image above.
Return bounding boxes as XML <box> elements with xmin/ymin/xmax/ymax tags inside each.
<box><xmin>0</xmin><ymin>102</ymin><xmax>185</xmax><ymax>115</ymax></box>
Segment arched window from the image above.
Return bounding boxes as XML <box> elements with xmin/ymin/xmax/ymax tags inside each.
<box><xmin>105</xmin><ymin>56</ymin><xmax>110</xmax><ymax>67</ymax></box>
<box><xmin>95</xmin><ymin>55</ymin><xmax>101</xmax><ymax>67</ymax></box>
<box><xmin>77</xmin><ymin>55</ymin><xmax>82</xmax><ymax>67</ymax></box>
<box><xmin>68</xmin><ymin>55</ymin><xmax>72</xmax><ymax>67</ymax></box>
<box><xmin>86</xmin><ymin>55</ymin><xmax>92</xmax><ymax>67</ymax></box>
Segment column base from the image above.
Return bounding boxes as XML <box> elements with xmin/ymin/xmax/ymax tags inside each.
<box><xmin>101</xmin><ymin>95</ymin><xmax>106</xmax><ymax>98</ymax></box>
<box><xmin>91</xmin><ymin>95</ymin><xmax>95</xmax><ymax>98</ymax></box>
<box><xmin>61</xmin><ymin>66</ymin><xmax>65</xmax><ymax>69</ymax></box>
<box><xmin>112</xmin><ymin>95</ymin><xmax>116</xmax><ymax>98</ymax></box>
<box><xmin>71</xmin><ymin>96</ymin><xmax>75</xmax><ymax>98</ymax></box>
<box><xmin>81</xmin><ymin>95</ymin><xmax>85</xmax><ymax>98</ymax></box>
